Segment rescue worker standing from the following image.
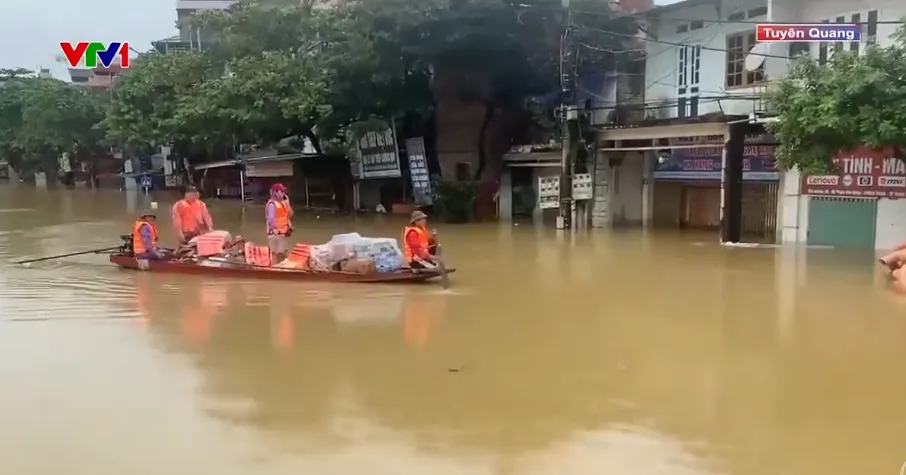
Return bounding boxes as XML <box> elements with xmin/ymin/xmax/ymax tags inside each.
<box><xmin>171</xmin><ymin>185</ymin><xmax>213</xmax><ymax>244</ymax></box>
<box><xmin>402</xmin><ymin>210</ymin><xmax>439</xmax><ymax>269</ymax></box>
<box><xmin>266</xmin><ymin>183</ymin><xmax>294</xmax><ymax>264</ymax></box>
<box><xmin>132</xmin><ymin>209</ymin><xmax>165</xmax><ymax>260</ymax></box>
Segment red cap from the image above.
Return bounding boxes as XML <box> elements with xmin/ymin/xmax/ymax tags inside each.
<box><xmin>270</xmin><ymin>183</ymin><xmax>286</xmax><ymax>193</ymax></box>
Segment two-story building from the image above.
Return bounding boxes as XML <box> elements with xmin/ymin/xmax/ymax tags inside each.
<box><xmin>594</xmin><ymin>0</ymin><xmax>904</xmax><ymax>248</ymax></box>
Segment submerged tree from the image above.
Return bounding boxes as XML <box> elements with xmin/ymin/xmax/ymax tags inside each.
<box><xmin>767</xmin><ymin>24</ymin><xmax>906</xmax><ymax>174</ymax></box>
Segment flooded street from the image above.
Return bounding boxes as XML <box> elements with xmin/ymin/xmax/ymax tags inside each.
<box><xmin>2</xmin><ymin>185</ymin><xmax>906</xmax><ymax>475</ymax></box>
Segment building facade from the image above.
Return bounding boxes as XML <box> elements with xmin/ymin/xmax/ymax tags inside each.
<box><xmin>768</xmin><ymin>0</ymin><xmax>906</xmax><ymax>250</ymax></box>
<box><xmin>593</xmin><ymin>0</ymin><xmax>905</xmax><ymax>248</ymax></box>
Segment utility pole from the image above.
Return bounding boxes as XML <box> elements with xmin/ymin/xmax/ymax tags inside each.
<box><xmin>557</xmin><ymin>0</ymin><xmax>577</xmax><ymax>229</ymax></box>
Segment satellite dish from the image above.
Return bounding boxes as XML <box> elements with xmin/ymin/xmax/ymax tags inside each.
<box><xmin>744</xmin><ymin>42</ymin><xmax>770</xmax><ymax>71</ymax></box>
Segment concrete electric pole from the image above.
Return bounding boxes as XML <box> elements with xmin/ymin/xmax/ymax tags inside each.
<box><xmin>557</xmin><ymin>0</ymin><xmax>578</xmax><ymax>229</ymax></box>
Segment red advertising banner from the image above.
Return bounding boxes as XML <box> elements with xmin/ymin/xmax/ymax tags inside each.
<box><xmin>802</xmin><ymin>147</ymin><xmax>906</xmax><ymax>198</ymax></box>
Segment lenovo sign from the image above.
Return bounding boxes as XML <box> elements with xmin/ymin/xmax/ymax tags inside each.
<box><xmin>806</xmin><ymin>175</ymin><xmax>839</xmax><ymax>186</ymax></box>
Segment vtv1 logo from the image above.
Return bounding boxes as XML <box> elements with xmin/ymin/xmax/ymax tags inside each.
<box><xmin>59</xmin><ymin>42</ymin><xmax>130</xmax><ymax>68</ymax></box>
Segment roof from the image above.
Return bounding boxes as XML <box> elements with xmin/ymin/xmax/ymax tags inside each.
<box><xmin>598</xmin><ymin>112</ymin><xmax>749</xmax><ymax>129</ymax></box>
<box><xmin>193</xmin><ymin>152</ymin><xmax>317</xmax><ymax>170</ymax></box>
<box><xmin>152</xmin><ymin>35</ymin><xmax>185</xmax><ymax>45</ymax></box>
<box><xmin>645</xmin><ymin>0</ymin><xmax>715</xmax><ymax>16</ymax></box>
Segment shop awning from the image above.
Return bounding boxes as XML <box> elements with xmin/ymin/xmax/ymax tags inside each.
<box><xmin>193</xmin><ymin>152</ymin><xmax>316</xmax><ymax>171</ymax></box>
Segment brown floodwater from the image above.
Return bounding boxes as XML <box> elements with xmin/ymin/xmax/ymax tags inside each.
<box><xmin>1</xmin><ymin>185</ymin><xmax>906</xmax><ymax>475</ymax></box>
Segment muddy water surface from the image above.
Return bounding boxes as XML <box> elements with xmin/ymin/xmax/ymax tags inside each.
<box><xmin>1</xmin><ymin>185</ymin><xmax>905</xmax><ymax>475</ymax></box>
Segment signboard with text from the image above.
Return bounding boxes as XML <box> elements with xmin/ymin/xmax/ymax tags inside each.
<box><xmin>802</xmin><ymin>147</ymin><xmax>906</xmax><ymax>198</ymax></box>
<box><xmin>354</xmin><ymin>121</ymin><xmax>402</xmax><ymax>179</ymax></box>
<box><xmin>405</xmin><ymin>137</ymin><xmax>432</xmax><ymax>205</ymax></box>
<box><xmin>653</xmin><ymin>134</ymin><xmax>778</xmax><ymax>181</ymax></box>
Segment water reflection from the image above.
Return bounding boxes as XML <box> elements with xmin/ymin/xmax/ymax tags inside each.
<box><xmin>3</xmin><ymin>186</ymin><xmax>906</xmax><ymax>475</ymax></box>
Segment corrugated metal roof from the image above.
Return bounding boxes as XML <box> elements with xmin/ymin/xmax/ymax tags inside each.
<box><xmin>193</xmin><ymin>152</ymin><xmax>316</xmax><ymax>170</ymax></box>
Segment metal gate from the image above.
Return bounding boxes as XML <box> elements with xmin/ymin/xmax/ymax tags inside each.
<box><xmin>807</xmin><ymin>196</ymin><xmax>877</xmax><ymax>249</ymax></box>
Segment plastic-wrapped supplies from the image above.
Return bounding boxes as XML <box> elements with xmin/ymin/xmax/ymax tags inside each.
<box><xmin>309</xmin><ymin>244</ymin><xmax>332</xmax><ymax>271</ymax></box>
<box><xmin>312</xmin><ymin>234</ymin><xmax>405</xmax><ymax>273</ymax></box>
<box><xmin>355</xmin><ymin>238</ymin><xmax>404</xmax><ymax>272</ymax></box>
<box><xmin>328</xmin><ymin>233</ymin><xmax>361</xmax><ymax>263</ymax></box>
<box><xmin>373</xmin><ymin>251</ymin><xmax>401</xmax><ymax>272</ymax></box>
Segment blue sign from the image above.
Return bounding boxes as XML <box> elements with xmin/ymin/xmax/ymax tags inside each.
<box><xmin>140</xmin><ymin>175</ymin><xmax>152</xmax><ymax>188</ymax></box>
<box><xmin>653</xmin><ymin>143</ymin><xmax>778</xmax><ymax>181</ymax></box>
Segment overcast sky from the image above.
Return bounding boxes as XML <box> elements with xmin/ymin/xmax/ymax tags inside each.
<box><xmin>0</xmin><ymin>0</ymin><xmax>681</xmax><ymax>80</ymax></box>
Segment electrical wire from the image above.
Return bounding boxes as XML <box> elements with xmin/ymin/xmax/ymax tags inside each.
<box><xmin>519</xmin><ymin>3</ymin><xmax>903</xmax><ymax>25</ymax></box>
<box><xmin>574</xmin><ymin>23</ymin><xmax>793</xmax><ymax>59</ymax></box>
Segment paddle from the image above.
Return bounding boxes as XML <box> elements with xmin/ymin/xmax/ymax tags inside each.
<box><xmin>16</xmin><ymin>246</ymin><xmax>121</xmax><ymax>266</ymax></box>
<box><xmin>434</xmin><ymin>245</ymin><xmax>450</xmax><ymax>290</ymax></box>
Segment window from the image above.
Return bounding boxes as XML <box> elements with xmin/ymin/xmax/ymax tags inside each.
<box><xmin>676</xmin><ymin>23</ymin><xmax>688</xmax><ymax>33</ymax></box>
<box><xmin>727</xmin><ymin>11</ymin><xmax>745</xmax><ymax>21</ymax></box>
<box><xmin>678</xmin><ymin>45</ymin><xmax>701</xmax><ymax>117</ymax></box>
<box><xmin>817</xmin><ymin>10</ymin><xmax>878</xmax><ymax>63</ymax></box>
<box><xmin>725</xmin><ymin>31</ymin><xmax>764</xmax><ymax>88</ymax></box>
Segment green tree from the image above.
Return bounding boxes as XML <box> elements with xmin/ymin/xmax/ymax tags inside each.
<box><xmin>0</xmin><ymin>77</ymin><xmax>105</xmax><ymax>176</ymax></box>
<box><xmin>176</xmin><ymin>51</ymin><xmax>332</xmax><ymax>146</ymax></box>
<box><xmin>767</xmin><ymin>24</ymin><xmax>906</xmax><ymax>173</ymax></box>
<box><xmin>104</xmin><ymin>51</ymin><xmax>218</xmax><ymax>155</ymax></box>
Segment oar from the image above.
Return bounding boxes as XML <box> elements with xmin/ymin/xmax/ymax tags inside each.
<box><xmin>16</xmin><ymin>246</ymin><xmax>121</xmax><ymax>266</ymax></box>
<box><xmin>435</xmin><ymin>245</ymin><xmax>450</xmax><ymax>290</ymax></box>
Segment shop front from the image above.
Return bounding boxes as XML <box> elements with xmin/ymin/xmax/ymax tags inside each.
<box><xmin>651</xmin><ymin>134</ymin><xmax>779</xmax><ymax>239</ymax></box>
<box><xmin>799</xmin><ymin>147</ymin><xmax>906</xmax><ymax>250</ymax></box>
<box><xmin>194</xmin><ymin>151</ymin><xmax>314</xmax><ymax>203</ymax></box>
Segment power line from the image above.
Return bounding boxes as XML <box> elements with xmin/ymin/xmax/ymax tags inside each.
<box><xmin>519</xmin><ymin>3</ymin><xmax>904</xmax><ymax>25</ymax></box>
<box><xmin>574</xmin><ymin>23</ymin><xmax>793</xmax><ymax>60</ymax></box>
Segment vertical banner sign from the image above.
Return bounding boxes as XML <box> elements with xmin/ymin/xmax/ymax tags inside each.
<box><xmin>405</xmin><ymin>137</ymin><xmax>432</xmax><ymax>205</ymax></box>
<box><xmin>356</xmin><ymin>120</ymin><xmax>402</xmax><ymax>179</ymax></box>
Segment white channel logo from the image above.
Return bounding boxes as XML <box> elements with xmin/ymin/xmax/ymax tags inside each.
<box><xmin>879</xmin><ymin>176</ymin><xmax>906</xmax><ymax>187</ymax></box>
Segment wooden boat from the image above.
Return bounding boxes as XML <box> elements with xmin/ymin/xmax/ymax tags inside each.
<box><xmin>108</xmin><ymin>254</ymin><xmax>455</xmax><ymax>284</ymax></box>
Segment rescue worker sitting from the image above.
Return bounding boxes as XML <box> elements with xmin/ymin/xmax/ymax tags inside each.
<box><xmin>402</xmin><ymin>210</ymin><xmax>439</xmax><ymax>269</ymax></box>
<box><xmin>132</xmin><ymin>209</ymin><xmax>166</xmax><ymax>260</ymax></box>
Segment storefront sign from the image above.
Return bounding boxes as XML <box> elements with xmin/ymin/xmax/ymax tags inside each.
<box><xmin>405</xmin><ymin>137</ymin><xmax>432</xmax><ymax>205</ymax></box>
<box><xmin>653</xmin><ymin>138</ymin><xmax>777</xmax><ymax>181</ymax></box>
<box><xmin>246</xmin><ymin>161</ymin><xmax>293</xmax><ymax>177</ymax></box>
<box><xmin>355</xmin><ymin>121</ymin><xmax>402</xmax><ymax>179</ymax></box>
<box><xmin>802</xmin><ymin>147</ymin><xmax>906</xmax><ymax>198</ymax></box>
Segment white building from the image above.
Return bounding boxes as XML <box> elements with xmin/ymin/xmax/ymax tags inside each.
<box><xmin>595</xmin><ymin>0</ymin><xmax>906</xmax><ymax>248</ymax></box>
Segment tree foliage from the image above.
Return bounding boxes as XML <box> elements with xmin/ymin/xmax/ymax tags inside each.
<box><xmin>0</xmin><ymin>77</ymin><xmax>105</xmax><ymax>175</ymax></box>
<box><xmin>8</xmin><ymin>0</ymin><xmax>637</xmax><ymax>180</ymax></box>
<box><xmin>104</xmin><ymin>51</ymin><xmax>217</xmax><ymax>151</ymax></box>
<box><xmin>767</xmin><ymin>24</ymin><xmax>906</xmax><ymax>173</ymax></box>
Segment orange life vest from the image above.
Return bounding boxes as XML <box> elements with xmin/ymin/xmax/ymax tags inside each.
<box><xmin>132</xmin><ymin>219</ymin><xmax>159</xmax><ymax>255</ymax></box>
<box><xmin>173</xmin><ymin>199</ymin><xmax>207</xmax><ymax>234</ymax></box>
<box><xmin>402</xmin><ymin>226</ymin><xmax>429</xmax><ymax>262</ymax></box>
<box><xmin>289</xmin><ymin>243</ymin><xmax>310</xmax><ymax>267</ymax></box>
<box><xmin>244</xmin><ymin>242</ymin><xmax>271</xmax><ymax>267</ymax></box>
<box><xmin>267</xmin><ymin>199</ymin><xmax>291</xmax><ymax>235</ymax></box>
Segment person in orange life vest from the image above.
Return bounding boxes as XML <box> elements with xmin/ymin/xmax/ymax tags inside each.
<box><xmin>171</xmin><ymin>185</ymin><xmax>213</xmax><ymax>244</ymax></box>
<box><xmin>402</xmin><ymin>210</ymin><xmax>438</xmax><ymax>269</ymax></box>
<box><xmin>266</xmin><ymin>183</ymin><xmax>294</xmax><ymax>264</ymax></box>
<box><xmin>132</xmin><ymin>209</ymin><xmax>165</xmax><ymax>260</ymax></box>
